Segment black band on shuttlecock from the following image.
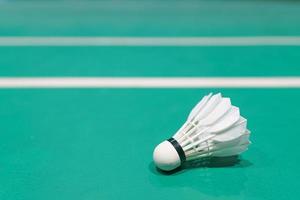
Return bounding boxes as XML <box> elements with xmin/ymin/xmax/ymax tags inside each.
<box><xmin>167</xmin><ymin>138</ymin><xmax>186</xmax><ymax>163</ymax></box>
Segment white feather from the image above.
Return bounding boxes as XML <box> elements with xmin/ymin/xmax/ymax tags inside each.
<box><xmin>188</xmin><ymin>93</ymin><xmax>212</xmax><ymax>120</ymax></box>
<box><xmin>173</xmin><ymin>93</ymin><xmax>251</xmax><ymax>161</ymax></box>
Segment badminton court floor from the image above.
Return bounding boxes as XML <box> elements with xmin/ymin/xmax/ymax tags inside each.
<box><xmin>0</xmin><ymin>1</ymin><xmax>299</xmax><ymax>200</ymax></box>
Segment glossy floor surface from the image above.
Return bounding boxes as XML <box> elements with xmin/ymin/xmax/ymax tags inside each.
<box><xmin>0</xmin><ymin>1</ymin><xmax>299</xmax><ymax>200</ymax></box>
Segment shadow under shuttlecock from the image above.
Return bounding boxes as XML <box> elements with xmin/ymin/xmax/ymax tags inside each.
<box><xmin>184</xmin><ymin>156</ymin><xmax>249</xmax><ymax>169</ymax></box>
<box><xmin>152</xmin><ymin>156</ymin><xmax>252</xmax><ymax>175</ymax></box>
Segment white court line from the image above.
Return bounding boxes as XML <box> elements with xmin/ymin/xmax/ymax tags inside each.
<box><xmin>0</xmin><ymin>77</ymin><xmax>299</xmax><ymax>88</ymax></box>
<box><xmin>1</xmin><ymin>37</ymin><xmax>300</xmax><ymax>46</ymax></box>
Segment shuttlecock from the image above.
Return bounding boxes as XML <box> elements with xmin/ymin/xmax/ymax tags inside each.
<box><xmin>153</xmin><ymin>93</ymin><xmax>250</xmax><ymax>171</ymax></box>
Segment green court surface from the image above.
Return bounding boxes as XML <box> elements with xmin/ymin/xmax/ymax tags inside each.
<box><xmin>1</xmin><ymin>46</ymin><xmax>300</xmax><ymax>77</ymax></box>
<box><xmin>0</xmin><ymin>1</ymin><xmax>300</xmax><ymax>200</ymax></box>
<box><xmin>1</xmin><ymin>1</ymin><xmax>300</xmax><ymax>36</ymax></box>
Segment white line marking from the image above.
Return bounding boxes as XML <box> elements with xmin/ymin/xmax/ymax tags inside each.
<box><xmin>0</xmin><ymin>77</ymin><xmax>299</xmax><ymax>88</ymax></box>
<box><xmin>1</xmin><ymin>37</ymin><xmax>300</xmax><ymax>46</ymax></box>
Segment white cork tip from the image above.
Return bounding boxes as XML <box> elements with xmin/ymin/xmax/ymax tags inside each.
<box><xmin>153</xmin><ymin>140</ymin><xmax>181</xmax><ymax>171</ymax></box>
